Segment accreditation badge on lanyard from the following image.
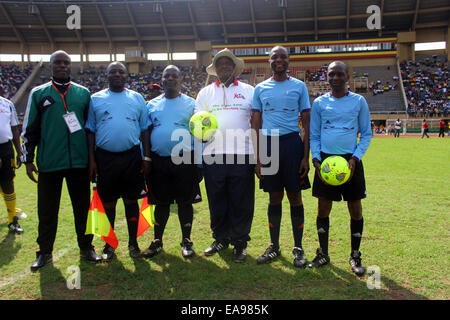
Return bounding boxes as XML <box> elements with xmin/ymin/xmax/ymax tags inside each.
<box><xmin>63</xmin><ymin>111</ymin><xmax>82</xmax><ymax>133</ymax></box>
<box><xmin>52</xmin><ymin>81</ymin><xmax>82</xmax><ymax>134</ymax></box>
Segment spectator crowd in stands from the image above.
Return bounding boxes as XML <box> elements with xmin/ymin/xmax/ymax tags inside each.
<box><xmin>302</xmin><ymin>64</ymin><xmax>399</xmax><ymax>99</ymax></box>
<box><xmin>0</xmin><ymin>63</ymin><xmax>33</xmax><ymax>99</ymax></box>
<box><xmin>368</xmin><ymin>78</ymin><xmax>398</xmax><ymax>95</ymax></box>
<box><xmin>401</xmin><ymin>55</ymin><xmax>449</xmax><ymax>118</ymax></box>
<box><xmin>365</xmin><ymin>66</ymin><xmax>399</xmax><ymax>95</ymax></box>
<box><xmin>304</xmin><ymin>65</ymin><xmax>331</xmax><ymax>98</ymax></box>
<box><xmin>179</xmin><ymin>65</ymin><xmax>208</xmax><ymax>98</ymax></box>
<box><xmin>2</xmin><ymin>56</ymin><xmax>448</xmax><ymax>120</ymax></box>
<box><xmin>305</xmin><ymin>64</ymin><xmax>328</xmax><ymax>82</ymax></box>
<box><xmin>70</xmin><ymin>64</ymin><xmax>208</xmax><ymax>100</ymax></box>
<box><xmin>37</xmin><ymin>64</ymin><xmax>207</xmax><ymax>100</ymax></box>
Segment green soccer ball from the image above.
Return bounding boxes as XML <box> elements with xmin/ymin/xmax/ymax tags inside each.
<box><xmin>189</xmin><ymin>111</ymin><xmax>218</xmax><ymax>141</ymax></box>
<box><xmin>320</xmin><ymin>156</ymin><xmax>351</xmax><ymax>186</ymax></box>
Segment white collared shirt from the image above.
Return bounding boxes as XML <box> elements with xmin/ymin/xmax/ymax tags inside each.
<box><xmin>0</xmin><ymin>96</ymin><xmax>19</xmax><ymax>143</ymax></box>
<box><xmin>195</xmin><ymin>79</ymin><xmax>254</xmax><ymax>155</ymax></box>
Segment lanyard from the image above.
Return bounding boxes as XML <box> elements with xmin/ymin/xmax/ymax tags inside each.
<box><xmin>221</xmin><ymin>83</ymin><xmax>227</xmax><ymax>108</ymax></box>
<box><xmin>51</xmin><ymin>81</ymin><xmax>71</xmax><ymax>113</ymax></box>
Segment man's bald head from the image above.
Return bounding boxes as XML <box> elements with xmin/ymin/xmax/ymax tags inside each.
<box><xmin>50</xmin><ymin>50</ymin><xmax>71</xmax><ymax>80</ymax></box>
<box><xmin>107</xmin><ymin>61</ymin><xmax>127</xmax><ymax>75</ymax></box>
<box><xmin>269</xmin><ymin>46</ymin><xmax>290</xmax><ymax>77</ymax></box>
<box><xmin>327</xmin><ymin>61</ymin><xmax>350</xmax><ymax>95</ymax></box>
<box><xmin>270</xmin><ymin>46</ymin><xmax>289</xmax><ymax>57</ymax></box>
<box><xmin>162</xmin><ymin>65</ymin><xmax>182</xmax><ymax>97</ymax></box>
<box><xmin>328</xmin><ymin>61</ymin><xmax>349</xmax><ymax>76</ymax></box>
<box><xmin>107</xmin><ymin>62</ymin><xmax>128</xmax><ymax>92</ymax></box>
<box><xmin>50</xmin><ymin>50</ymin><xmax>70</xmax><ymax>65</ymax></box>
<box><xmin>162</xmin><ymin>65</ymin><xmax>181</xmax><ymax>76</ymax></box>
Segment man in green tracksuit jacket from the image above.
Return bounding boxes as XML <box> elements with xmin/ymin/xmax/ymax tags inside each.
<box><xmin>21</xmin><ymin>50</ymin><xmax>101</xmax><ymax>272</ymax></box>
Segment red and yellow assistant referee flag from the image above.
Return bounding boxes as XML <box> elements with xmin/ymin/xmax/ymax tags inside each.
<box><xmin>137</xmin><ymin>192</ymin><xmax>155</xmax><ymax>237</ymax></box>
<box><xmin>85</xmin><ymin>183</ymin><xmax>118</xmax><ymax>249</ymax></box>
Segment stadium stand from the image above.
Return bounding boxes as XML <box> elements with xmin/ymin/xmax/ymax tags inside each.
<box><xmin>0</xmin><ymin>0</ymin><xmax>448</xmax><ymax>134</ymax></box>
<box><xmin>26</xmin><ymin>63</ymin><xmax>209</xmax><ymax>103</ymax></box>
<box><xmin>4</xmin><ymin>58</ymin><xmax>436</xmax><ymax>118</ymax></box>
<box><xmin>2</xmin><ymin>55</ymin><xmax>446</xmax><ymax>120</ymax></box>
<box><xmin>299</xmin><ymin>63</ymin><xmax>405</xmax><ymax>113</ymax></box>
<box><xmin>400</xmin><ymin>55</ymin><xmax>449</xmax><ymax>118</ymax></box>
<box><xmin>352</xmin><ymin>65</ymin><xmax>405</xmax><ymax>113</ymax></box>
<box><xmin>304</xmin><ymin>65</ymin><xmax>330</xmax><ymax>99</ymax></box>
<box><xmin>361</xmin><ymin>91</ymin><xmax>405</xmax><ymax>113</ymax></box>
<box><xmin>353</xmin><ymin>65</ymin><xmax>399</xmax><ymax>94</ymax></box>
<box><xmin>76</xmin><ymin>65</ymin><xmax>206</xmax><ymax>100</ymax></box>
<box><xmin>0</xmin><ymin>63</ymin><xmax>33</xmax><ymax>100</ymax></box>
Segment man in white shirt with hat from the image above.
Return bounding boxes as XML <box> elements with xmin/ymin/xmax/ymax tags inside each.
<box><xmin>195</xmin><ymin>48</ymin><xmax>255</xmax><ymax>263</ymax></box>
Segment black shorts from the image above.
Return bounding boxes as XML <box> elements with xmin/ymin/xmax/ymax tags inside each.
<box><xmin>95</xmin><ymin>145</ymin><xmax>147</xmax><ymax>203</ymax></box>
<box><xmin>312</xmin><ymin>152</ymin><xmax>367</xmax><ymax>202</ymax></box>
<box><xmin>0</xmin><ymin>141</ymin><xmax>15</xmax><ymax>182</ymax></box>
<box><xmin>147</xmin><ymin>152</ymin><xmax>201</xmax><ymax>205</ymax></box>
<box><xmin>260</xmin><ymin>132</ymin><xmax>311</xmax><ymax>193</ymax></box>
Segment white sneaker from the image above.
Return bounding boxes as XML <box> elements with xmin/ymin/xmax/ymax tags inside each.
<box><xmin>15</xmin><ymin>208</ymin><xmax>27</xmax><ymax>220</ymax></box>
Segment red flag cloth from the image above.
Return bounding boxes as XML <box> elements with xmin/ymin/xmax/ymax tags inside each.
<box><xmin>86</xmin><ymin>185</ymin><xmax>119</xmax><ymax>249</ymax></box>
<box><xmin>137</xmin><ymin>194</ymin><xmax>155</xmax><ymax>237</ymax></box>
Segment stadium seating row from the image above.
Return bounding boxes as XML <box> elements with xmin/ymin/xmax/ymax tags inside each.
<box><xmin>400</xmin><ymin>55</ymin><xmax>449</xmax><ymax>117</ymax></box>
<box><xmin>0</xmin><ymin>63</ymin><xmax>33</xmax><ymax>99</ymax></box>
<box><xmin>1</xmin><ymin>55</ymin><xmax>448</xmax><ymax>119</ymax></box>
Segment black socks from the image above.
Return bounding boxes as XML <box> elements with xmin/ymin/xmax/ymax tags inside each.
<box><xmin>291</xmin><ymin>205</ymin><xmax>305</xmax><ymax>249</ymax></box>
<box><xmin>124</xmin><ymin>202</ymin><xmax>139</xmax><ymax>247</ymax></box>
<box><xmin>178</xmin><ymin>203</ymin><xmax>194</xmax><ymax>240</ymax></box>
<box><xmin>154</xmin><ymin>204</ymin><xmax>170</xmax><ymax>241</ymax></box>
<box><xmin>350</xmin><ymin>217</ymin><xmax>364</xmax><ymax>252</ymax></box>
<box><xmin>267</xmin><ymin>203</ymin><xmax>282</xmax><ymax>249</ymax></box>
<box><xmin>316</xmin><ymin>216</ymin><xmax>330</xmax><ymax>255</ymax></box>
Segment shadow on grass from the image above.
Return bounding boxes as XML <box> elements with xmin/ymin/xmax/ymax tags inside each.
<box><xmin>38</xmin><ymin>262</ymin><xmax>67</xmax><ymax>299</ymax></box>
<box><xmin>280</xmin><ymin>258</ymin><xmax>429</xmax><ymax>300</ymax></box>
<box><xmin>0</xmin><ymin>227</ymin><xmax>21</xmax><ymax>269</ymax></box>
<box><xmin>33</xmin><ymin>245</ymin><xmax>429</xmax><ymax>300</ymax></box>
<box><xmin>37</xmin><ymin>253</ymin><xmax>148</xmax><ymax>300</ymax></box>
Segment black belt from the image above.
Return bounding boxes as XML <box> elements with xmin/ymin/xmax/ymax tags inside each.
<box><xmin>95</xmin><ymin>144</ymin><xmax>140</xmax><ymax>155</ymax></box>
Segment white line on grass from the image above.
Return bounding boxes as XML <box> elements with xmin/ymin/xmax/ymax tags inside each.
<box><xmin>0</xmin><ymin>246</ymin><xmax>71</xmax><ymax>289</ymax></box>
<box><xmin>0</xmin><ymin>219</ymin><xmax>127</xmax><ymax>290</ymax></box>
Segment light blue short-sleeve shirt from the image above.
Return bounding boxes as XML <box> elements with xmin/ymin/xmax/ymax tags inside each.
<box><xmin>310</xmin><ymin>92</ymin><xmax>372</xmax><ymax>161</ymax></box>
<box><xmin>86</xmin><ymin>88</ymin><xmax>149</xmax><ymax>152</ymax></box>
<box><xmin>252</xmin><ymin>77</ymin><xmax>311</xmax><ymax>136</ymax></box>
<box><xmin>147</xmin><ymin>93</ymin><xmax>195</xmax><ymax>157</ymax></box>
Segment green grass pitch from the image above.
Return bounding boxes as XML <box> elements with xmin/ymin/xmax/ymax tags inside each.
<box><xmin>0</xmin><ymin>136</ymin><xmax>448</xmax><ymax>300</ymax></box>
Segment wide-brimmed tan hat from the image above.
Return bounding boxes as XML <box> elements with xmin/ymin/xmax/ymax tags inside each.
<box><xmin>206</xmin><ymin>48</ymin><xmax>245</xmax><ymax>77</ymax></box>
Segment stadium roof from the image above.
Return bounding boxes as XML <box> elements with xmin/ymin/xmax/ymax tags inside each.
<box><xmin>0</xmin><ymin>0</ymin><xmax>449</xmax><ymax>50</ymax></box>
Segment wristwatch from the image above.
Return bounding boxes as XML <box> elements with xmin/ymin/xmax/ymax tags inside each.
<box><xmin>143</xmin><ymin>156</ymin><xmax>152</xmax><ymax>162</ymax></box>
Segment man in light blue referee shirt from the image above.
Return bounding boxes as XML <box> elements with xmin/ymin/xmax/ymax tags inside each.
<box><xmin>308</xmin><ymin>61</ymin><xmax>372</xmax><ymax>276</ymax></box>
<box><xmin>252</xmin><ymin>46</ymin><xmax>311</xmax><ymax>268</ymax></box>
<box><xmin>142</xmin><ymin>65</ymin><xmax>200</xmax><ymax>260</ymax></box>
<box><xmin>85</xmin><ymin>62</ymin><xmax>150</xmax><ymax>261</ymax></box>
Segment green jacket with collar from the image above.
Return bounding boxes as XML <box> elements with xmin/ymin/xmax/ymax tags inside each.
<box><xmin>21</xmin><ymin>81</ymin><xmax>90</xmax><ymax>172</ymax></box>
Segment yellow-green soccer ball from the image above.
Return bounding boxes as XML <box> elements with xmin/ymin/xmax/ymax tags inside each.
<box><xmin>320</xmin><ymin>156</ymin><xmax>351</xmax><ymax>186</ymax></box>
<box><xmin>189</xmin><ymin>111</ymin><xmax>218</xmax><ymax>141</ymax></box>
